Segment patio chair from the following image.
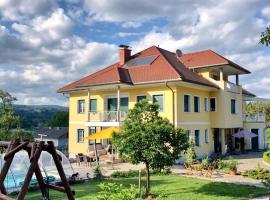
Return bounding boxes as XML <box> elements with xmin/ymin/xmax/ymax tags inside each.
<box><xmin>76</xmin><ymin>153</ymin><xmax>84</xmax><ymax>166</ymax></box>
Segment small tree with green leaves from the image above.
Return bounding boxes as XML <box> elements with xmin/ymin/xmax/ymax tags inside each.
<box><xmin>113</xmin><ymin>100</ymin><xmax>188</xmax><ymax>197</ymax></box>
<box><xmin>185</xmin><ymin>140</ymin><xmax>197</xmax><ymax>166</ymax></box>
<box><xmin>0</xmin><ymin>90</ymin><xmax>20</xmax><ymax>140</ymax></box>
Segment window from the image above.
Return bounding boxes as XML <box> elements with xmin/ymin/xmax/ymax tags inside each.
<box><xmin>210</xmin><ymin>98</ymin><xmax>216</xmax><ymax>112</ymax></box>
<box><xmin>210</xmin><ymin>73</ymin><xmax>220</xmax><ymax>81</ymax></box>
<box><xmin>77</xmin><ymin>100</ymin><xmax>85</xmax><ymax>113</ymax></box>
<box><xmin>205</xmin><ymin>129</ymin><xmax>209</xmax><ymax>144</ymax></box>
<box><xmin>153</xmin><ymin>94</ymin><xmax>164</xmax><ymax>111</ymax></box>
<box><xmin>77</xmin><ymin>129</ymin><xmax>84</xmax><ymax>143</ymax></box>
<box><xmin>89</xmin><ymin>99</ymin><xmax>97</xmax><ymax>112</ymax></box>
<box><xmin>88</xmin><ymin>127</ymin><xmax>96</xmax><ymax>145</ymax></box>
<box><xmin>204</xmin><ymin>97</ymin><xmax>208</xmax><ymax>112</ymax></box>
<box><xmin>195</xmin><ymin>130</ymin><xmax>200</xmax><ymax>146</ymax></box>
<box><xmin>184</xmin><ymin>95</ymin><xmax>191</xmax><ymax>112</ymax></box>
<box><xmin>136</xmin><ymin>95</ymin><xmax>147</xmax><ymax>102</ymax></box>
<box><xmin>231</xmin><ymin>99</ymin><xmax>236</xmax><ymax>114</ymax></box>
<box><xmin>194</xmin><ymin>96</ymin><xmax>200</xmax><ymax>113</ymax></box>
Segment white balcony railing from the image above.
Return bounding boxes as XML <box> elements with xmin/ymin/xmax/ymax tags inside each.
<box><xmin>243</xmin><ymin>113</ymin><xmax>266</xmax><ymax>122</ymax></box>
<box><xmin>226</xmin><ymin>81</ymin><xmax>240</xmax><ymax>93</ymax></box>
<box><xmin>89</xmin><ymin>111</ymin><xmax>127</xmax><ymax>122</ymax></box>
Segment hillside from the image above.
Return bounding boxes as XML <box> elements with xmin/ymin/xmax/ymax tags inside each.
<box><xmin>14</xmin><ymin>105</ymin><xmax>68</xmax><ymax>130</ymax></box>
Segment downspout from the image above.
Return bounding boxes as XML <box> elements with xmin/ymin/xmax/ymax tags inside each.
<box><xmin>165</xmin><ymin>82</ymin><xmax>176</xmax><ymax>127</ymax></box>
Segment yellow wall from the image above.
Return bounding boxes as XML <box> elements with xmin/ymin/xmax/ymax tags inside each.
<box><xmin>67</xmin><ymin>80</ymin><xmax>262</xmax><ymax>157</ymax></box>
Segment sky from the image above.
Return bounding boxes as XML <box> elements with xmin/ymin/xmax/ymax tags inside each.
<box><xmin>0</xmin><ymin>0</ymin><xmax>270</xmax><ymax>106</ymax></box>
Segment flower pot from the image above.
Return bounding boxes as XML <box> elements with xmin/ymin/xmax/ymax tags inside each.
<box><xmin>230</xmin><ymin>169</ymin><xmax>237</xmax><ymax>176</ymax></box>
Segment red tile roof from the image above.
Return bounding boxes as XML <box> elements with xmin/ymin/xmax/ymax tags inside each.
<box><xmin>179</xmin><ymin>49</ymin><xmax>250</xmax><ymax>73</ymax></box>
<box><xmin>58</xmin><ymin>46</ymin><xmax>249</xmax><ymax>93</ymax></box>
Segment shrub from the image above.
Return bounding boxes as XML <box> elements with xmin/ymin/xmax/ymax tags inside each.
<box><xmin>111</xmin><ymin>169</ymin><xmax>171</xmax><ymax>178</ymax></box>
<box><xmin>93</xmin><ymin>165</ymin><xmax>103</xmax><ymax>180</ymax></box>
<box><xmin>217</xmin><ymin>160</ymin><xmax>228</xmax><ymax>170</ymax></box>
<box><xmin>185</xmin><ymin>140</ymin><xmax>197</xmax><ymax>166</ymax></box>
<box><xmin>227</xmin><ymin>157</ymin><xmax>237</xmax><ymax>170</ymax></box>
<box><xmin>201</xmin><ymin>156</ymin><xmax>210</xmax><ymax>170</ymax></box>
<box><xmin>97</xmin><ymin>183</ymin><xmax>137</xmax><ymax>200</ymax></box>
<box><xmin>263</xmin><ymin>151</ymin><xmax>270</xmax><ymax>164</ymax></box>
<box><xmin>241</xmin><ymin>165</ymin><xmax>270</xmax><ymax>185</ymax></box>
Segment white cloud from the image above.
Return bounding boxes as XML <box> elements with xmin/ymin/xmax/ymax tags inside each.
<box><xmin>0</xmin><ymin>0</ymin><xmax>57</xmax><ymax>21</ymax></box>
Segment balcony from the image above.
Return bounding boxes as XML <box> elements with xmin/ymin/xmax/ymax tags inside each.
<box><xmin>88</xmin><ymin>111</ymin><xmax>127</xmax><ymax>123</ymax></box>
<box><xmin>243</xmin><ymin>113</ymin><xmax>266</xmax><ymax>122</ymax></box>
<box><xmin>225</xmin><ymin>81</ymin><xmax>240</xmax><ymax>93</ymax></box>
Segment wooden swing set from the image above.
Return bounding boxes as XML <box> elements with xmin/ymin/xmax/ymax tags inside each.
<box><xmin>0</xmin><ymin>140</ymin><xmax>75</xmax><ymax>200</ymax></box>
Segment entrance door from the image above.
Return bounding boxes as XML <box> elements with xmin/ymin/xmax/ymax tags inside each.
<box><xmin>251</xmin><ymin>129</ymin><xmax>259</xmax><ymax>150</ymax></box>
<box><xmin>214</xmin><ymin>129</ymin><xmax>221</xmax><ymax>153</ymax></box>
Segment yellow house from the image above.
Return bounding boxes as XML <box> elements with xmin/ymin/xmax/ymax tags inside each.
<box><xmin>58</xmin><ymin>45</ymin><xmax>267</xmax><ymax>158</ymax></box>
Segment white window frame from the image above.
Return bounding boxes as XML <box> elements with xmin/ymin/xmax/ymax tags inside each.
<box><xmin>183</xmin><ymin>94</ymin><xmax>191</xmax><ymax>113</ymax></box>
<box><xmin>77</xmin><ymin>129</ymin><xmax>84</xmax><ymax>143</ymax></box>
<box><xmin>210</xmin><ymin>97</ymin><xmax>217</xmax><ymax>112</ymax></box>
<box><xmin>194</xmin><ymin>129</ymin><xmax>200</xmax><ymax>146</ymax></box>
<box><xmin>194</xmin><ymin>96</ymin><xmax>201</xmax><ymax>113</ymax></box>
<box><xmin>205</xmin><ymin>129</ymin><xmax>209</xmax><ymax>144</ymax></box>
<box><xmin>152</xmin><ymin>94</ymin><xmax>164</xmax><ymax>112</ymax></box>
<box><xmin>77</xmin><ymin>99</ymin><xmax>85</xmax><ymax>114</ymax></box>
<box><xmin>204</xmin><ymin>97</ymin><xmax>209</xmax><ymax>112</ymax></box>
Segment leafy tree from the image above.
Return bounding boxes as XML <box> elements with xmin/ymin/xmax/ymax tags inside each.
<box><xmin>48</xmin><ymin>111</ymin><xmax>69</xmax><ymax>127</ymax></box>
<box><xmin>113</xmin><ymin>100</ymin><xmax>188</xmax><ymax>197</ymax></box>
<box><xmin>0</xmin><ymin>90</ymin><xmax>20</xmax><ymax>140</ymax></box>
<box><xmin>245</xmin><ymin>102</ymin><xmax>270</xmax><ymax>124</ymax></box>
<box><xmin>260</xmin><ymin>26</ymin><xmax>270</xmax><ymax>46</ymax></box>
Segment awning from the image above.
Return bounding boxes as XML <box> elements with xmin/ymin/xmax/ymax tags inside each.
<box><xmin>84</xmin><ymin>127</ymin><xmax>120</xmax><ymax>140</ymax></box>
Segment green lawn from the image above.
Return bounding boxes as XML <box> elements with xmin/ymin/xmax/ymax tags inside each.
<box><xmin>21</xmin><ymin>175</ymin><xmax>269</xmax><ymax>200</ymax></box>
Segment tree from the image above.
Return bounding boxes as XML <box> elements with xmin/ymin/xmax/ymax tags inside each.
<box><xmin>48</xmin><ymin>111</ymin><xmax>69</xmax><ymax>127</ymax></box>
<box><xmin>113</xmin><ymin>100</ymin><xmax>189</xmax><ymax>197</ymax></box>
<box><xmin>260</xmin><ymin>26</ymin><xmax>270</xmax><ymax>46</ymax></box>
<box><xmin>0</xmin><ymin>90</ymin><xmax>20</xmax><ymax>140</ymax></box>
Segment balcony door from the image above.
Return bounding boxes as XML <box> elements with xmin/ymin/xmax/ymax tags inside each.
<box><xmin>107</xmin><ymin>97</ymin><xmax>129</xmax><ymax>112</ymax></box>
<box><xmin>251</xmin><ymin>129</ymin><xmax>259</xmax><ymax>150</ymax></box>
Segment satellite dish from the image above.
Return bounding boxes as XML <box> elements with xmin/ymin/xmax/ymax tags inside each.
<box><xmin>176</xmin><ymin>49</ymin><xmax>183</xmax><ymax>57</ymax></box>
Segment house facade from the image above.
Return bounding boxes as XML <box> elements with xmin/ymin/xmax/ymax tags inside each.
<box><xmin>58</xmin><ymin>45</ymin><xmax>267</xmax><ymax>158</ymax></box>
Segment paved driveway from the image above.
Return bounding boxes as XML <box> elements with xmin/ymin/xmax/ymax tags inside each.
<box><xmin>225</xmin><ymin>151</ymin><xmax>270</xmax><ymax>172</ymax></box>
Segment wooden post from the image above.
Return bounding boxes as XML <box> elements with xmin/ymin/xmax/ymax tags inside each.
<box><xmin>47</xmin><ymin>141</ymin><xmax>75</xmax><ymax>200</ymax></box>
<box><xmin>117</xmin><ymin>85</ymin><xmax>120</xmax><ymax>121</ymax></box>
<box><xmin>4</xmin><ymin>141</ymin><xmax>28</xmax><ymax>161</ymax></box>
<box><xmin>94</xmin><ymin>140</ymin><xmax>99</xmax><ymax>166</ymax></box>
<box><xmin>25</xmin><ymin>143</ymin><xmax>48</xmax><ymax>199</ymax></box>
<box><xmin>0</xmin><ymin>141</ymin><xmax>19</xmax><ymax>195</ymax></box>
<box><xmin>17</xmin><ymin>141</ymin><xmax>44</xmax><ymax>200</ymax></box>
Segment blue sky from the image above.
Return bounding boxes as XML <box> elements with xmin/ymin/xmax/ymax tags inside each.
<box><xmin>0</xmin><ymin>0</ymin><xmax>270</xmax><ymax>105</ymax></box>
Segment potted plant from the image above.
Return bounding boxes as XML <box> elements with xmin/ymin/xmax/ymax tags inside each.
<box><xmin>228</xmin><ymin>157</ymin><xmax>238</xmax><ymax>175</ymax></box>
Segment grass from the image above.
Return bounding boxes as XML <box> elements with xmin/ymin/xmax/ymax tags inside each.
<box><xmin>17</xmin><ymin>175</ymin><xmax>270</xmax><ymax>200</ymax></box>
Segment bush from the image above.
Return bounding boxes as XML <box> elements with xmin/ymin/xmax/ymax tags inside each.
<box><xmin>241</xmin><ymin>165</ymin><xmax>270</xmax><ymax>185</ymax></box>
<box><xmin>263</xmin><ymin>151</ymin><xmax>270</xmax><ymax>164</ymax></box>
<box><xmin>97</xmin><ymin>183</ymin><xmax>137</xmax><ymax>200</ymax></box>
<box><xmin>227</xmin><ymin>157</ymin><xmax>238</xmax><ymax>170</ymax></box>
<box><xmin>217</xmin><ymin>160</ymin><xmax>228</xmax><ymax>170</ymax></box>
<box><xmin>185</xmin><ymin>140</ymin><xmax>197</xmax><ymax>166</ymax></box>
<box><xmin>93</xmin><ymin>165</ymin><xmax>103</xmax><ymax>180</ymax></box>
<box><xmin>111</xmin><ymin>169</ymin><xmax>171</xmax><ymax>178</ymax></box>
<box><xmin>201</xmin><ymin>156</ymin><xmax>210</xmax><ymax>170</ymax></box>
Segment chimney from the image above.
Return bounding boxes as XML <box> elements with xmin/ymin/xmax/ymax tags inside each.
<box><xmin>119</xmin><ymin>44</ymin><xmax>131</xmax><ymax>65</ymax></box>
